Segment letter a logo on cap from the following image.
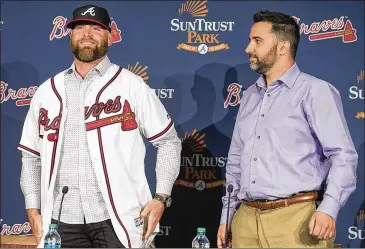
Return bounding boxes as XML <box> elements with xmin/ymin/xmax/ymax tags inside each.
<box><xmin>81</xmin><ymin>7</ymin><xmax>96</xmax><ymax>16</ymax></box>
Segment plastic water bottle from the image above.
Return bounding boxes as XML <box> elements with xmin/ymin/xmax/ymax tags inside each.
<box><xmin>44</xmin><ymin>224</ymin><xmax>61</xmax><ymax>248</ymax></box>
<box><xmin>192</xmin><ymin>227</ymin><xmax>210</xmax><ymax>248</ymax></box>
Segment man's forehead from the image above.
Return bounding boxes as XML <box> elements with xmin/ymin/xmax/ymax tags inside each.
<box><xmin>250</xmin><ymin>22</ymin><xmax>273</xmax><ymax>38</ymax></box>
<box><xmin>74</xmin><ymin>21</ymin><xmax>105</xmax><ymax>29</ymax></box>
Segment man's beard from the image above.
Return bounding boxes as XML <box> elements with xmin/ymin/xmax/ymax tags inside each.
<box><xmin>71</xmin><ymin>38</ymin><xmax>108</xmax><ymax>63</ymax></box>
<box><xmin>249</xmin><ymin>44</ymin><xmax>278</xmax><ymax>74</ymax></box>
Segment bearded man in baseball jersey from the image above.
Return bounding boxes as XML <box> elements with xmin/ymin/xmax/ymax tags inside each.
<box><xmin>18</xmin><ymin>5</ymin><xmax>181</xmax><ymax>248</ymax></box>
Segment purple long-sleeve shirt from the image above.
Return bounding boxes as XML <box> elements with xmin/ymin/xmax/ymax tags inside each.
<box><xmin>221</xmin><ymin>63</ymin><xmax>358</xmax><ymax>224</ymax></box>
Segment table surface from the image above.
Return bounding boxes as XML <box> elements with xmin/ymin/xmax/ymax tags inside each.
<box><xmin>0</xmin><ymin>235</ymin><xmax>38</xmax><ymax>246</ymax></box>
<box><xmin>0</xmin><ymin>234</ymin><xmax>342</xmax><ymax>248</ymax></box>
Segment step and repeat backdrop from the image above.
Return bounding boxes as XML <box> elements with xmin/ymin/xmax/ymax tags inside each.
<box><xmin>1</xmin><ymin>1</ymin><xmax>364</xmax><ymax>248</ymax></box>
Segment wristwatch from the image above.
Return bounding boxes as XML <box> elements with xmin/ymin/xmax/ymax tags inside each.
<box><xmin>154</xmin><ymin>194</ymin><xmax>172</xmax><ymax>208</ymax></box>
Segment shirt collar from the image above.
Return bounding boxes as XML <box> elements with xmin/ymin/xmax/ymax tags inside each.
<box><xmin>65</xmin><ymin>55</ymin><xmax>112</xmax><ymax>77</ymax></box>
<box><xmin>255</xmin><ymin>62</ymin><xmax>301</xmax><ymax>91</ymax></box>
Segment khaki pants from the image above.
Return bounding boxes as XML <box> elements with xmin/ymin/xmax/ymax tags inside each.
<box><xmin>231</xmin><ymin>201</ymin><xmax>335</xmax><ymax>248</ymax></box>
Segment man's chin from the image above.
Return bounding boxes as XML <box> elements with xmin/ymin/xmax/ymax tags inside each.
<box><xmin>76</xmin><ymin>54</ymin><xmax>96</xmax><ymax>63</ymax></box>
<box><xmin>249</xmin><ymin>63</ymin><xmax>258</xmax><ymax>71</ymax></box>
<box><xmin>78</xmin><ymin>46</ymin><xmax>94</xmax><ymax>52</ymax></box>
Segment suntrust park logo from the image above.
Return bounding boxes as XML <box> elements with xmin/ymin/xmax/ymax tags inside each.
<box><xmin>350</xmin><ymin>69</ymin><xmax>364</xmax><ymax>119</ymax></box>
<box><xmin>171</xmin><ymin>0</ymin><xmax>234</xmax><ymax>54</ymax></box>
<box><xmin>0</xmin><ymin>81</ymin><xmax>38</xmax><ymax>106</ymax></box>
<box><xmin>49</xmin><ymin>16</ymin><xmax>122</xmax><ymax>46</ymax></box>
<box><xmin>348</xmin><ymin>209</ymin><xmax>364</xmax><ymax>240</ymax></box>
<box><xmin>292</xmin><ymin>16</ymin><xmax>357</xmax><ymax>43</ymax></box>
<box><xmin>175</xmin><ymin>130</ymin><xmax>226</xmax><ymax>190</ymax></box>
<box><xmin>127</xmin><ymin>62</ymin><xmax>174</xmax><ymax>99</ymax></box>
<box><xmin>352</xmin><ymin>69</ymin><xmax>365</xmax><ymax>100</ymax></box>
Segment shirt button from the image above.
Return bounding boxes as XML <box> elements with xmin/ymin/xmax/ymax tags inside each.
<box><xmin>251</xmin><ymin>180</ymin><xmax>256</xmax><ymax>184</ymax></box>
<box><xmin>253</xmin><ymin>158</ymin><xmax>257</xmax><ymax>161</ymax></box>
<box><xmin>257</xmin><ymin>135</ymin><xmax>260</xmax><ymax>139</ymax></box>
<box><xmin>267</xmin><ymin>94</ymin><xmax>271</xmax><ymax>97</ymax></box>
<box><xmin>261</xmin><ymin>114</ymin><xmax>264</xmax><ymax>117</ymax></box>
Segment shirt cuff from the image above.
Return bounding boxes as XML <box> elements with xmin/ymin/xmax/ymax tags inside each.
<box><xmin>24</xmin><ymin>193</ymin><xmax>41</xmax><ymax>210</ymax></box>
<box><xmin>316</xmin><ymin>195</ymin><xmax>341</xmax><ymax>221</ymax></box>
<box><xmin>220</xmin><ymin>207</ymin><xmax>236</xmax><ymax>225</ymax></box>
<box><xmin>156</xmin><ymin>181</ymin><xmax>174</xmax><ymax>196</ymax></box>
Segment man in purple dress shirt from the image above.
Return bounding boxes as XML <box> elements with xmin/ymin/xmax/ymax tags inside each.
<box><xmin>217</xmin><ymin>10</ymin><xmax>358</xmax><ymax>248</ymax></box>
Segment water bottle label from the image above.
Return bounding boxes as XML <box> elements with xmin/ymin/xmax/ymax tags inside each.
<box><xmin>44</xmin><ymin>243</ymin><xmax>61</xmax><ymax>248</ymax></box>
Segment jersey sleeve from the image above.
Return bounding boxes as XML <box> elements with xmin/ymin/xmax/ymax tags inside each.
<box><xmin>17</xmin><ymin>91</ymin><xmax>41</xmax><ymax>157</ymax></box>
<box><xmin>134</xmin><ymin>76</ymin><xmax>174</xmax><ymax>142</ymax></box>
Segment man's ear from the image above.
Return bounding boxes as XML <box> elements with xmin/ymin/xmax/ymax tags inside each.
<box><xmin>108</xmin><ymin>32</ymin><xmax>112</xmax><ymax>47</ymax></box>
<box><xmin>279</xmin><ymin>40</ymin><xmax>291</xmax><ymax>56</ymax></box>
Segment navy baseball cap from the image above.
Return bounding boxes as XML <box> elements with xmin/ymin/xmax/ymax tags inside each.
<box><xmin>66</xmin><ymin>5</ymin><xmax>111</xmax><ymax>32</ymax></box>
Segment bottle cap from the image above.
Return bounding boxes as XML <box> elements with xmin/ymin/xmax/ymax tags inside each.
<box><xmin>197</xmin><ymin>227</ymin><xmax>206</xmax><ymax>233</ymax></box>
<box><xmin>49</xmin><ymin>224</ymin><xmax>57</xmax><ymax>229</ymax></box>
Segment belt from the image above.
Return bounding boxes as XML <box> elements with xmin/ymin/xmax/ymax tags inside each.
<box><xmin>244</xmin><ymin>191</ymin><xmax>322</xmax><ymax>211</ymax></box>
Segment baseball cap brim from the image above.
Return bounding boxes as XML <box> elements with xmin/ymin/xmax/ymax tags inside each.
<box><xmin>66</xmin><ymin>18</ymin><xmax>111</xmax><ymax>31</ymax></box>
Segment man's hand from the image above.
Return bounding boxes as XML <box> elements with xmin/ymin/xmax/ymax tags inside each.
<box><xmin>308</xmin><ymin>211</ymin><xmax>336</xmax><ymax>239</ymax></box>
<box><xmin>217</xmin><ymin>224</ymin><xmax>232</xmax><ymax>248</ymax></box>
<box><xmin>140</xmin><ymin>196</ymin><xmax>165</xmax><ymax>240</ymax></box>
<box><xmin>26</xmin><ymin>209</ymin><xmax>43</xmax><ymax>245</ymax></box>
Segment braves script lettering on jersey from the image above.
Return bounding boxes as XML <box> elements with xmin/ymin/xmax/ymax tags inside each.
<box><xmin>18</xmin><ymin>63</ymin><xmax>175</xmax><ymax>248</ymax></box>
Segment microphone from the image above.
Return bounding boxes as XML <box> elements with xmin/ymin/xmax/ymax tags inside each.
<box><xmin>57</xmin><ymin>186</ymin><xmax>69</xmax><ymax>228</ymax></box>
<box><xmin>224</xmin><ymin>184</ymin><xmax>233</xmax><ymax>248</ymax></box>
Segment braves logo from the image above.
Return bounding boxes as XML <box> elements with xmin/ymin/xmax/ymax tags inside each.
<box><xmin>81</xmin><ymin>7</ymin><xmax>96</xmax><ymax>16</ymax></box>
<box><xmin>224</xmin><ymin>83</ymin><xmax>243</xmax><ymax>108</ymax></box>
<box><xmin>84</xmin><ymin>96</ymin><xmax>122</xmax><ymax>120</ymax></box>
<box><xmin>0</xmin><ymin>81</ymin><xmax>38</xmax><ymax>106</ymax></box>
<box><xmin>0</xmin><ymin>220</ymin><xmax>32</xmax><ymax>235</ymax></box>
<box><xmin>39</xmin><ymin>108</ymin><xmax>61</xmax><ymax>132</ymax></box>
<box><xmin>38</xmin><ymin>97</ymin><xmax>137</xmax><ymax>135</ymax></box>
<box><xmin>84</xmin><ymin>98</ymin><xmax>137</xmax><ymax>131</ymax></box>
<box><xmin>293</xmin><ymin>16</ymin><xmax>357</xmax><ymax>43</ymax></box>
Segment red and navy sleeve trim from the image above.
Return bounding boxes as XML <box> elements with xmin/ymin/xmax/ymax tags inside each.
<box><xmin>18</xmin><ymin>144</ymin><xmax>40</xmax><ymax>157</ymax></box>
<box><xmin>147</xmin><ymin>120</ymin><xmax>174</xmax><ymax>142</ymax></box>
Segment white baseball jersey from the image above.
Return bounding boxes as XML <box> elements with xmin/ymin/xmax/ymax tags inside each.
<box><xmin>18</xmin><ymin>64</ymin><xmax>174</xmax><ymax>248</ymax></box>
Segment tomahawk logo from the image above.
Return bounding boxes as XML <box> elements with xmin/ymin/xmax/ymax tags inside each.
<box><xmin>81</xmin><ymin>7</ymin><xmax>96</xmax><ymax>16</ymax></box>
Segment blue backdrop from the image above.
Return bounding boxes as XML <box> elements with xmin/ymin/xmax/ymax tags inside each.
<box><xmin>1</xmin><ymin>1</ymin><xmax>364</xmax><ymax>248</ymax></box>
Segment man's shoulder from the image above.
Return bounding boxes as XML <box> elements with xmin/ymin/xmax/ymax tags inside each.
<box><xmin>39</xmin><ymin>69</ymin><xmax>67</xmax><ymax>88</ymax></box>
<box><xmin>119</xmin><ymin>66</ymin><xmax>149</xmax><ymax>89</ymax></box>
<box><xmin>120</xmin><ymin>66</ymin><xmax>143</xmax><ymax>80</ymax></box>
<box><xmin>300</xmin><ymin>72</ymin><xmax>329</xmax><ymax>85</ymax></box>
<box><xmin>32</xmin><ymin>69</ymin><xmax>68</xmax><ymax>100</ymax></box>
<box><xmin>298</xmin><ymin>71</ymin><xmax>339</xmax><ymax>95</ymax></box>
